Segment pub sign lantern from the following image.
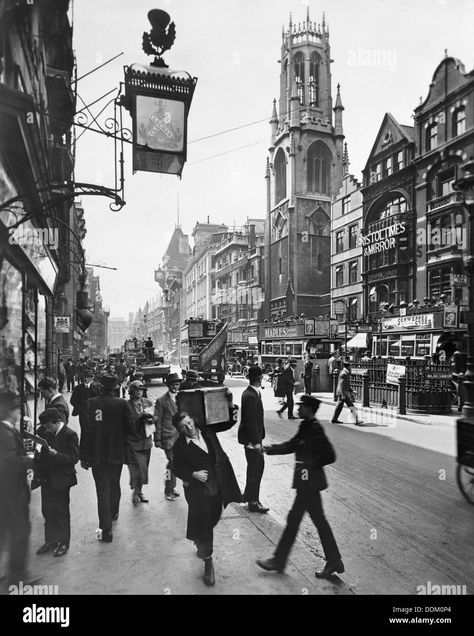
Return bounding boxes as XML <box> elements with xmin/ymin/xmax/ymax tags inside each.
<box><xmin>122</xmin><ymin>9</ymin><xmax>197</xmax><ymax>177</ymax></box>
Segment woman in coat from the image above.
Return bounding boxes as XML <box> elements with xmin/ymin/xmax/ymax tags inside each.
<box><xmin>126</xmin><ymin>381</ymin><xmax>154</xmax><ymax>504</ymax></box>
<box><xmin>172</xmin><ymin>411</ymin><xmax>242</xmax><ymax>587</ymax></box>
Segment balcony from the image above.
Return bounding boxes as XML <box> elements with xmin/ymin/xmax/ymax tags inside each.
<box><xmin>427</xmin><ymin>192</ymin><xmax>463</xmax><ymax>213</ymax></box>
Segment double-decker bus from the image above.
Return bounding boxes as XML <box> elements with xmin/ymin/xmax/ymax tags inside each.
<box><xmin>181</xmin><ymin>319</ymin><xmax>228</xmax><ymax>383</ymax></box>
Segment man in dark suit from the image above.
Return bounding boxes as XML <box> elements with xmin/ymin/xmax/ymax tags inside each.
<box><xmin>38</xmin><ymin>377</ymin><xmax>70</xmax><ymax>424</ymax></box>
<box><xmin>80</xmin><ymin>375</ymin><xmax>133</xmax><ymax>543</ymax></box>
<box><xmin>173</xmin><ymin>411</ymin><xmax>241</xmax><ymax>586</ymax></box>
<box><xmin>0</xmin><ymin>390</ymin><xmax>33</xmax><ymax>587</ymax></box>
<box><xmin>70</xmin><ymin>369</ymin><xmax>101</xmax><ymax>433</ymax></box>
<box><xmin>303</xmin><ymin>355</ymin><xmax>314</xmax><ymax>396</ymax></box>
<box><xmin>238</xmin><ymin>366</ymin><xmax>269</xmax><ymax>513</ymax></box>
<box><xmin>276</xmin><ymin>360</ymin><xmax>297</xmax><ymax>419</ymax></box>
<box><xmin>154</xmin><ymin>373</ymin><xmax>181</xmax><ymax>500</ymax></box>
<box><xmin>34</xmin><ymin>408</ymin><xmax>79</xmax><ymax>557</ymax></box>
<box><xmin>257</xmin><ymin>395</ymin><xmax>344</xmax><ymax>579</ymax></box>
<box><xmin>64</xmin><ymin>359</ymin><xmax>76</xmax><ymax>392</ymax></box>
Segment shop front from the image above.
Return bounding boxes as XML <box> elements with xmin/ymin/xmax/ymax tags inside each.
<box><xmin>1</xmin><ymin>168</ymin><xmax>58</xmax><ymax>430</ymax></box>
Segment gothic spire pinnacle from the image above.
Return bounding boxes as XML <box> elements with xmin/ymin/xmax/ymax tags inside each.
<box><xmin>322</xmin><ymin>11</ymin><xmax>326</xmax><ymax>29</ymax></box>
<box><xmin>334</xmin><ymin>83</ymin><xmax>344</xmax><ymax>110</ymax></box>
<box><xmin>306</xmin><ymin>5</ymin><xmax>310</xmax><ymax>24</ymax></box>
<box><xmin>343</xmin><ymin>142</ymin><xmax>350</xmax><ymax>175</ymax></box>
<box><xmin>271</xmin><ymin>98</ymin><xmax>278</xmax><ymax>122</ymax></box>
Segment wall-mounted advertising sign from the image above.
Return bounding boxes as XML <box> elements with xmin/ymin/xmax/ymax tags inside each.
<box><xmin>358</xmin><ymin>221</ymin><xmax>406</xmax><ymax>256</ymax></box>
<box><xmin>381</xmin><ymin>313</ymin><xmax>434</xmax><ymax>331</ymax></box>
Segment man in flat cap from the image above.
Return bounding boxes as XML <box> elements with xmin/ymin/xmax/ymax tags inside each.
<box><xmin>80</xmin><ymin>375</ymin><xmax>133</xmax><ymax>543</ymax></box>
<box><xmin>154</xmin><ymin>373</ymin><xmax>181</xmax><ymax>501</ymax></box>
<box><xmin>257</xmin><ymin>395</ymin><xmax>344</xmax><ymax>579</ymax></box>
<box><xmin>0</xmin><ymin>390</ymin><xmax>32</xmax><ymax>586</ymax></box>
<box><xmin>34</xmin><ymin>408</ymin><xmax>79</xmax><ymax>557</ymax></box>
<box><xmin>179</xmin><ymin>369</ymin><xmax>201</xmax><ymax>391</ymax></box>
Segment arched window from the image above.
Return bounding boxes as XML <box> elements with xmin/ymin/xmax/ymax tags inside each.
<box><xmin>309</xmin><ymin>52</ymin><xmax>320</xmax><ymax>106</ymax></box>
<box><xmin>453</xmin><ymin>107</ymin><xmax>466</xmax><ymax>137</ymax></box>
<box><xmin>294</xmin><ymin>52</ymin><xmax>304</xmax><ymax>104</ymax></box>
<box><xmin>426</xmin><ymin>123</ymin><xmax>438</xmax><ymax>151</ymax></box>
<box><xmin>274</xmin><ymin>148</ymin><xmax>287</xmax><ymax>203</ymax></box>
<box><xmin>307</xmin><ymin>141</ymin><xmax>332</xmax><ymax>195</ymax></box>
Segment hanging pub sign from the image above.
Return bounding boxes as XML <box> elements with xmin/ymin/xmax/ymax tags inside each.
<box><xmin>122</xmin><ymin>10</ymin><xmax>197</xmax><ymax>177</ymax></box>
<box><xmin>54</xmin><ymin>316</ymin><xmax>70</xmax><ymax>333</ymax></box>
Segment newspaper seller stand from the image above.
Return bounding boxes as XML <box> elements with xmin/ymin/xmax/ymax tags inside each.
<box><xmin>177</xmin><ymin>386</ymin><xmax>238</xmax><ymax>431</ymax></box>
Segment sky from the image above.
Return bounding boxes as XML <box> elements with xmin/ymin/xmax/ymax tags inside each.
<box><xmin>72</xmin><ymin>0</ymin><xmax>474</xmax><ymax>317</ymax></box>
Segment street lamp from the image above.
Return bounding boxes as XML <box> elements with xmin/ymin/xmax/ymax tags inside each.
<box><xmin>453</xmin><ymin>157</ymin><xmax>474</xmax><ymax>418</ymax></box>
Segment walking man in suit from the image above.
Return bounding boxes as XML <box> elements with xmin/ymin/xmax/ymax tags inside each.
<box><xmin>0</xmin><ymin>390</ymin><xmax>33</xmax><ymax>587</ymax></box>
<box><xmin>80</xmin><ymin>375</ymin><xmax>133</xmax><ymax>543</ymax></box>
<box><xmin>257</xmin><ymin>395</ymin><xmax>344</xmax><ymax>579</ymax></box>
<box><xmin>70</xmin><ymin>369</ymin><xmax>101</xmax><ymax>433</ymax></box>
<box><xmin>38</xmin><ymin>377</ymin><xmax>70</xmax><ymax>424</ymax></box>
<box><xmin>154</xmin><ymin>373</ymin><xmax>181</xmax><ymax>501</ymax></box>
<box><xmin>331</xmin><ymin>361</ymin><xmax>362</xmax><ymax>425</ymax></box>
<box><xmin>276</xmin><ymin>360</ymin><xmax>297</xmax><ymax>419</ymax></box>
<box><xmin>303</xmin><ymin>355</ymin><xmax>314</xmax><ymax>396</ymax></box>
<box><xmin>238</xmin><ymin>366</ymin><xmax>269</xmax><ymax>513</ymax></box>
<box><xmin>34</xmin><ymin>408</ymin><xmax>79</xmax><ymax>557</ymax></box>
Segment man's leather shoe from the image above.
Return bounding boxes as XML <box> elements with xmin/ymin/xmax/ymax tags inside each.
<box><xmin>171</xmin><ymin>490</ymin><xmax>180</xmax><ymax>497</ymax></box>
<box><xmin>112</xmin><ymin>513</ymin><xmax>119</xmax><ymax>521</ymax></box>
<box><xmin>256</xmin><ymin>558</ymin><xmax>284</xmax><ymax>573</ymax></box>
<box><xmin>331</xmin><ymin>420</ymin><xmax>343</xmax><ymax>424</ymax></box>
<box><xmin>203</xmin><ymin>558</ymin><xmax>215</xmax><ymax>586</ymax></box>
<box><xmin>248</xmin><ymin>502</ymin><xmax>269</xmax><ymax>513</ymax></box>
<box><xmin>276</xmin><ymin>410</ymin><xmax>283</xmax><ymax>418</ymax></box>
<box><xmin>53</xmin><ymin>544</ymin><xmax>69</xmax><ymax>557</ymax></box>
<box><xmin>36</xmin><ymin>542</ymin><xmax>54</xmax><ymax>555</ymax></box>
<box><xmin>288</xmin><ymin>416</ymin><xmax>297</xmax><ymax>419</ymax></box>
<box><xmin>315</xmin><ymin>559</ymin><xmax>345</xmax><ymax>578</ymax></box>
<box><xmin>138</xmin><ymin>493</ymin><xmax>149</xmax><ymax>503</ymax></box>
<box><xmin>100</xmin><ymin>529</ymin><xmax>113</xmax><ymax>543</ymax></box>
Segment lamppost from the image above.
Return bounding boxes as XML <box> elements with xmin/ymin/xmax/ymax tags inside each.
<box><xmin>453</xmin><ymin>158</ymin><xmax>474</xmax><ymax>418</ymax></box>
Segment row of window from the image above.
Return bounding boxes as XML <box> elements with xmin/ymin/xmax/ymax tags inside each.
<box><xmin>293</xmin><ymin>52</ymin><xmax>321</xmax><ymax>107</ymax></box>
<box><xmin>274</xmin><ymin>141</ymin><xmax>332</xmax><ymax>203</ymax></box>
<box><xmin>334</xmin><ymin>261</ymin><xmax>359</xmax><ymax>287</ymax></box>
<box><xmin>370</xmin><ymin>150</ymin><xmax>406</xmax><ymax>183</ymax></box>
<box><xmin>425</xmin><ymin>107</ymin><xmax>466</xmax><ymax>152</ymax></box>
<box><xmin>335</xmin><ymin>224</ymin><xmax>359</xmax><ymax>252</ymax></box>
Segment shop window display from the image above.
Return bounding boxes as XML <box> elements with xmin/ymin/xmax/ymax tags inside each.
<box><xmin>0</xmin><ymin>259</ymin><xmax>22</xmax><ymax>397</ymax></box>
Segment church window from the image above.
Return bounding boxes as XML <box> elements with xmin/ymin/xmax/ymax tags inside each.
<box><xmin>309</xmin><ymin>52</ymin><xmax>320</xmax><ymax>106</ymax></box>
<box><xmin>274</xmin><ymin>148</ymin><xmax>287</xmax><ymax>203</ymax></box>
<box><xmin>294</xmin><ymin>52</ymin><xmax>305</xmax><ymax>104</ymax></box>
<box><xmin>307</xmin><ymin>141</ymin><xmax>332</xmax><ymax>195</ymax></box>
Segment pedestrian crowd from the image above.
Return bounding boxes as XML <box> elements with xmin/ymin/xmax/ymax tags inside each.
<box><xmin>1</xmin><ymin>354</ymin><xmax>349</xmax><ymax>590</ymax></box>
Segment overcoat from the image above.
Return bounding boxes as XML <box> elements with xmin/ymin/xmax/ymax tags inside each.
<box><xmin>173</xmin><ymin>426</ymin><xmax>242</xmax><ymax>541</ymax></box>
<box><xmin>237</xmin><ymin>386</ymin><xmax>265</xmax><ymax>446</ymax></box>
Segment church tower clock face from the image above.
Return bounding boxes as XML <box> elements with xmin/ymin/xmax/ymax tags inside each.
<box><xmin>264</xmin><ymin>11</ymin><xmax>344</xmax><ymax>319</ymax></box>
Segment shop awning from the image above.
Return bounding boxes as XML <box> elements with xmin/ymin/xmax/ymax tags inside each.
<box><xmin>346</xmin><ymin>332</ymin><xmax>368</xmax><ymax>349</ymax></box>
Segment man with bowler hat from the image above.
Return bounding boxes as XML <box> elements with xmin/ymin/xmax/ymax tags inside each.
<box><xmin>257</xmin><ymin>395</ymin><xmax>344</xmax><ymax>579</ymax></box>
<box><xmin>80</xmin><ymin>375</ymin><xmax>133</xmax><ymax>543</ymax></box>
<box><xmin>34</xmin><ymin>408</ymin><xmax>79</xmax><ymax>557</ymax></box>
<box><xmin>0</xmin><ymin>390</ymin><xmax>33</xmax><ymax>587</ymax></box>
<box><xmin>238</xmin><ymin>366</ymin><xmax>269</xmax><ymax>513</ymax></box>
<box><xmin>154</xmin><ymin>373</ymin><xmax>181</xmax><ymax>501</ymax></box>
<box><xmin>70</xmin><ymin>368</ymin><xmax>101</xmax><ymax>433</ymax></box>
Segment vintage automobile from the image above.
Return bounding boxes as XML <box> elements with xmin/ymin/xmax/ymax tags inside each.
<box><xmin>138</xmin><ymin>355</ymin><xmax>170</xmax><ymax>384</ymax></box>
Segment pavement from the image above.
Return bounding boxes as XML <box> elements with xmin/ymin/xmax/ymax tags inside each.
<box><xmin>4</xmin><ymin>375</ymin><xmax>471</xmax><ymax>596</ymax></box>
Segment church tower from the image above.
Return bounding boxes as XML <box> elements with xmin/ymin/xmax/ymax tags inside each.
<box><xmin>264</xmin><ymin>10</ymin><xmax>344</xmax><ymax>319</ymax></box>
